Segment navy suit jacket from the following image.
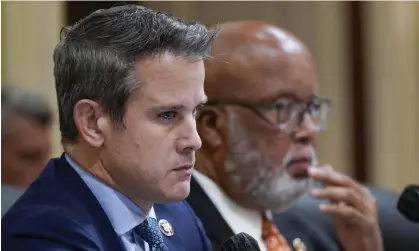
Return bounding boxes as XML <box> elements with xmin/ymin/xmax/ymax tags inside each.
<box><xmin>2</xmin><ymin>155</ymin><xmax>212</xmax><ymax>251</ymax></box>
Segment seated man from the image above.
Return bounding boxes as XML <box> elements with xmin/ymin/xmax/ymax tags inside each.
<box><xmin>187</xmin><ymin>21</ymin><xmax>383</xmax><ymax>251</ymax></box>
<box><xmin>1</xmin><ymin>85</ymin><xmax>53</xmax><ymax>215</ymax></box>
<box><xmin>2</xmin><ymin>5</ymin><xmax>217</xmax><ymax>251</ymax></box>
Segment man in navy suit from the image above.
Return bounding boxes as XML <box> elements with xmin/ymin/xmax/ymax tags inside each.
<box><xmin>2</xmin><ymin>5</ymin><xmax>218</xmax><ymax>251</ymax></box>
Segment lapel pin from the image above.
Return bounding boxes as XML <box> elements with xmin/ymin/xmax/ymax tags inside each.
<box><xmin>158</xmin><ymin>219</ymin><xmax>174</xmax><ymax>237</ymax></box>
<box><xmin>292</xmin><ymin>238</ymin><xmax>307</xmax><ymax>251</ymax></box>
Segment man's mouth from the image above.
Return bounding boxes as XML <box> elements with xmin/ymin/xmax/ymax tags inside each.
<box><xmin>286</xmin><ymin>157</ymin><xmax>312</xmax><ymax>179</ymax></box>
<box><xmin>173</xmin><ymin>164</ymin><xmax>194</xmax><ymax>171</ymax></box>
<box><xmin>172</xmin><ymin>164</ymin><xmax>194</xmax><ymax>176</ymax></box>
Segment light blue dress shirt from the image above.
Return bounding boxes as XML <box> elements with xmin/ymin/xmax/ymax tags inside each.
<box><xmin>66</xmin><ymin>154</ymin><xmax>156</xmax><ymax>251</ymax></box>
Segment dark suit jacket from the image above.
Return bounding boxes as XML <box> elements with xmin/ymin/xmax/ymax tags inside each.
<box><xmin>2</xmin><ymin>155</ymin><xmax>212</xmax><ymax>251</ymax></box>
<box><xmin>295</xmin><ymin>186</ymin><xmax>419</xmax><ymax>251</ymax></box>
<box><xmin>186</xmin><ymin>177</ymin><xmax>340</xmax><ymax>251</ymax></box>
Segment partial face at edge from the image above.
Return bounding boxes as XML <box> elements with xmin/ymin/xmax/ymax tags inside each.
<box><xmin>102</xmin><ymin>53</ymin><xmax>206</xmax><ymax>204</ymax></box>
<box><xmin>1</xmin><ymin>115</ymin><xmax>52</xmax><ymax>188</ymax></box>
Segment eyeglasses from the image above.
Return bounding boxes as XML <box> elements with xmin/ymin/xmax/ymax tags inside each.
<box><xmin>205</xmin><ymin>97</ymin><xmax>331</xmax><ymax>133</ymax></box>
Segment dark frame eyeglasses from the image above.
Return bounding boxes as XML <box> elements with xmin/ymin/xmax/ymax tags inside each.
<box><xmin>205</xmin><ymin>97</ymin><xmax>331</xmax><ymax>133</ymax></box>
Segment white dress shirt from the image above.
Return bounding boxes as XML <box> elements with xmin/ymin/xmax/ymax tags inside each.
<box><xmin>193</xmin><ymin>170</ymin><xmax>268</xmax><ymax>251</ymax></box>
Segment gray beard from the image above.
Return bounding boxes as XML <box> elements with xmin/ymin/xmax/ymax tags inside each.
<box><xmin>224</xmin><ymin>110</ymin><xmax>317</xmax><ymax>212</ymax></box>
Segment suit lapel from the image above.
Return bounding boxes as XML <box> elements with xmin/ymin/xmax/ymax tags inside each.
<box><xmin>154</xmin><ymin>206</ymin><xmax>185</xmax><ymax>251</ymax></box>
<box><xmin>162</xmin><ymin>234</ymin><xmax>184</xmax><ymax>251</ymax></box>
<box><xmin>55</xmin><ymin>155</ymin><xmax>125</xmax><ymax>251</ymax></box>
<box><xmin>186</xmin><ymin>177</ymin><xmax>234</xmax><ymax>247</ymax></box>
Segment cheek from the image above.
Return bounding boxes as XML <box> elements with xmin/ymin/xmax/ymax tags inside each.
<box><xmin>258</xmin><ymin>133</ymin><xmax>292</xmax><ymax>164</ymax></box>
<box><xmin>119</xmin><ymin>118</ymin><xmax>175</xmax><ymax>169</ymax></box>
<box><xmin>239</xmin><ymin>125</ymin><xmax>292</xmax><ymax>167</ymax></box>
<box><xmin>224</xmin><ymin>111</ymin><xmax>291</xmax><ymax>179</ymax></box>
<box><xmin>2</xmin><ymin>147</ymin><xmax>22</xmax><ymax>167</ymax></box>
<box><xmin>1</xmin><ymin>147</ymin><xmax>11</xmax><ymax>161</ymax></box>
<box><xmin>234</xmin><ymin>110</ymin><xmax>288</xmax><ymax>153</ymax></box>
<box><xmin>227</xmin><ymin>137</ymin><xmax>294</xmax><ymax>194</ymax></box>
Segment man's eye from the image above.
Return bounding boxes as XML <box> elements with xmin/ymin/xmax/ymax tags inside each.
<box><xmin>159</xmin><ymin>111</ymin><xmax>177</xmax><ymax>121</ymax></box>
<box><xmin>275</xmin><ymin>100</ymin><xmax>292</xmax><ymax>109</ymax></box>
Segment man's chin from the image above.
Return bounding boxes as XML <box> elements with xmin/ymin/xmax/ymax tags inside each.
<box><xmin>257</xmin><ymin>190</ymin><xmax>308</xmax><ymax>213</ymax></box>
<box><xmin>160</xmin><ymin>181</ymin><xmax>191</xmax><ymax>203</ymax></box>
<box><xmin>268</xmin><ymin>198</ymin><xmax>300</xmax><ymax>213</ymax></box>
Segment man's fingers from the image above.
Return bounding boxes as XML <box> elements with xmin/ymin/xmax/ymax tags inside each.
<box><xmin>319</xmin><ymin>202</ymin><xmax>365</xmax><ymax>222</ymax></box>
<box><xmin>308</xmin><ymin>165</ymin><xmax>363</xmax><ymax>193</ymax></box>
<box><xmin>311</xmin><ymin>186</ymin><xmax>369</xmax><ymax>213</ymax></box>
<box><xmin>308</xmin><ymin>165</ymin><xmax>351</xmax><ymax>185</ymax></box>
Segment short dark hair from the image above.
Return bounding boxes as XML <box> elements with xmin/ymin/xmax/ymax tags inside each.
<box><xmin>53</xmin><ymin>5</ymin><xmax>218</xmax><ymax>143</ymax></box>
<box><xmin>1</xmin><ymin>84</ymin><xmax>52</xmax><ymax>137</ymax></box>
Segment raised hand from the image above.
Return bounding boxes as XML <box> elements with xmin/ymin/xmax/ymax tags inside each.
<box><xmin>308</xmin><ymin>165</ymin><xmax>383</xmax><ymax>251</ymax></box>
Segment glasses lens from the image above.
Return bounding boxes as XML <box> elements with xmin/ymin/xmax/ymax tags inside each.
<box><xmin>277</xmin><ymin>100</ymin><xmax>329</xmax><ymax>132</ymax></box>
<box><xmin>310</xmin><ymin>101</ymin><xmax>329</xmax><ymax>131</ymax></box>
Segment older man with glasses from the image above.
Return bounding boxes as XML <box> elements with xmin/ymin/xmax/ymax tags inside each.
<box><xmin>186</xmin><ymin>21</ymin><xmax>383</xmax><ymax>251</ymax></box>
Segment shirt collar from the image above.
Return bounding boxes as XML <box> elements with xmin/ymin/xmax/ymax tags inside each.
<box><xmin>65</xmin><ymin>154</ymin><xmax>156</xmax><ymax>236</ymax></box>
<box><xmin>192</xmin><ymin>170</ymin><xmax>266</xmax><ymax>242</ymax></box>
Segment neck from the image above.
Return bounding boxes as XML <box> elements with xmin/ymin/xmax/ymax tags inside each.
<box><xmin>65</xmin><ymin>143</ymin><xmax>154</xmax><ymax>215</ymax></box>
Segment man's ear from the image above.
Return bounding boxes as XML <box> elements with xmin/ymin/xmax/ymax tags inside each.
<box><xmin>197</xmin><ymin>106</ymin><xmax>225</xmax><ymax>149</ymax></box>
<box><xmin>73</xmin><ymin>99</ymin><xmax>108</xmax><ymax>148</ymax></box>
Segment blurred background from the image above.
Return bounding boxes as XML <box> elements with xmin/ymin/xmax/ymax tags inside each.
<box><xmin>1</xmin><ymin>1</ymin><xmax>418</xmax><ymax>193</ymax></box>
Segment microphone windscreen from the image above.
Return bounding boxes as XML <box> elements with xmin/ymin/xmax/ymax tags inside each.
<box><xmin>220</xmin><ymin>232</ymin><xmax>262</xmax><ymax>251</ymax></box>
<box><xmin>397</xmin><ymin>185</ymin><xmax>419</xmax><ymax>222</ymax></box>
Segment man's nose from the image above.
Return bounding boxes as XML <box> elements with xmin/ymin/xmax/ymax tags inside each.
<box><xmin>294</xmin><ymin>113</ymin><xmax>318</xmax><ymax>143</ymax></box>
<box><xmin>177</xmin><ymin>117</ymin><xmax>202</xmax><ymax>154</ymax></box>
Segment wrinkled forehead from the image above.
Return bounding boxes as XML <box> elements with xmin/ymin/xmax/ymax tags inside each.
<box><xmin>206</xmin><ymin>42</ymin><xmax>318</xmax><ymax>103</ymax></box>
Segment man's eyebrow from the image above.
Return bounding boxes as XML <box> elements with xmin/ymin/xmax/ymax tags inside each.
<box><xmin>151</xmin><ymin>97</ymin><xmax>208</xmax><ymax>112</ymax></box>
<box><xmin>264</xmin><ymin>92</ymin><xmax>320</xmax><ymax>103</ymax></box>
<box><xmin>152</xmin><ymin>104</ymin><xmax>186</xmax><ymax>112</ymax></box>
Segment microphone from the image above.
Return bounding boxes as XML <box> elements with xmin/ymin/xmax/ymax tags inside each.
<box><xmin>397</xmin><ymin>184</ymin><xmax>419</xmax><ymax>222</ymax></box>
<box><xmin>220</xmin><ymin>232</ymin><xmax>262</xmax><ymax>251</ymax></box>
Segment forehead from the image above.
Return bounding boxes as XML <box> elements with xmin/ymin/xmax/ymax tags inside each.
<box><xmin>135</xmin><ymin>53</ymin><xmax>206</xmax><ymax>105</ymax></box>
<box><xmin>233</xmin><ymin>44</ymin><xmax>318</xmax><ymax>102</ymax></box>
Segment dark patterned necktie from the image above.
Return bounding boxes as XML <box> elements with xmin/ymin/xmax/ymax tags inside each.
<box><xmin>135</xmin><ymin>217</ymin><xmax>170</xmax><ymax>251</ymax></box>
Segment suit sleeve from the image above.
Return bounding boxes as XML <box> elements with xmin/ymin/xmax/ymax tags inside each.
<box><xmin>2</xmin><ymin>237</ymin><xmax>79</xmax><ymax>251</ymax></box>
<box><xmin>183</xmin><ymin>201</ymin><xmax>214</xmax><ymax>251</ymax></box>
<box><xmin>2</xmin><ymin>207</ymin><xmax>100</xmax><ymax>251</ymax></box>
